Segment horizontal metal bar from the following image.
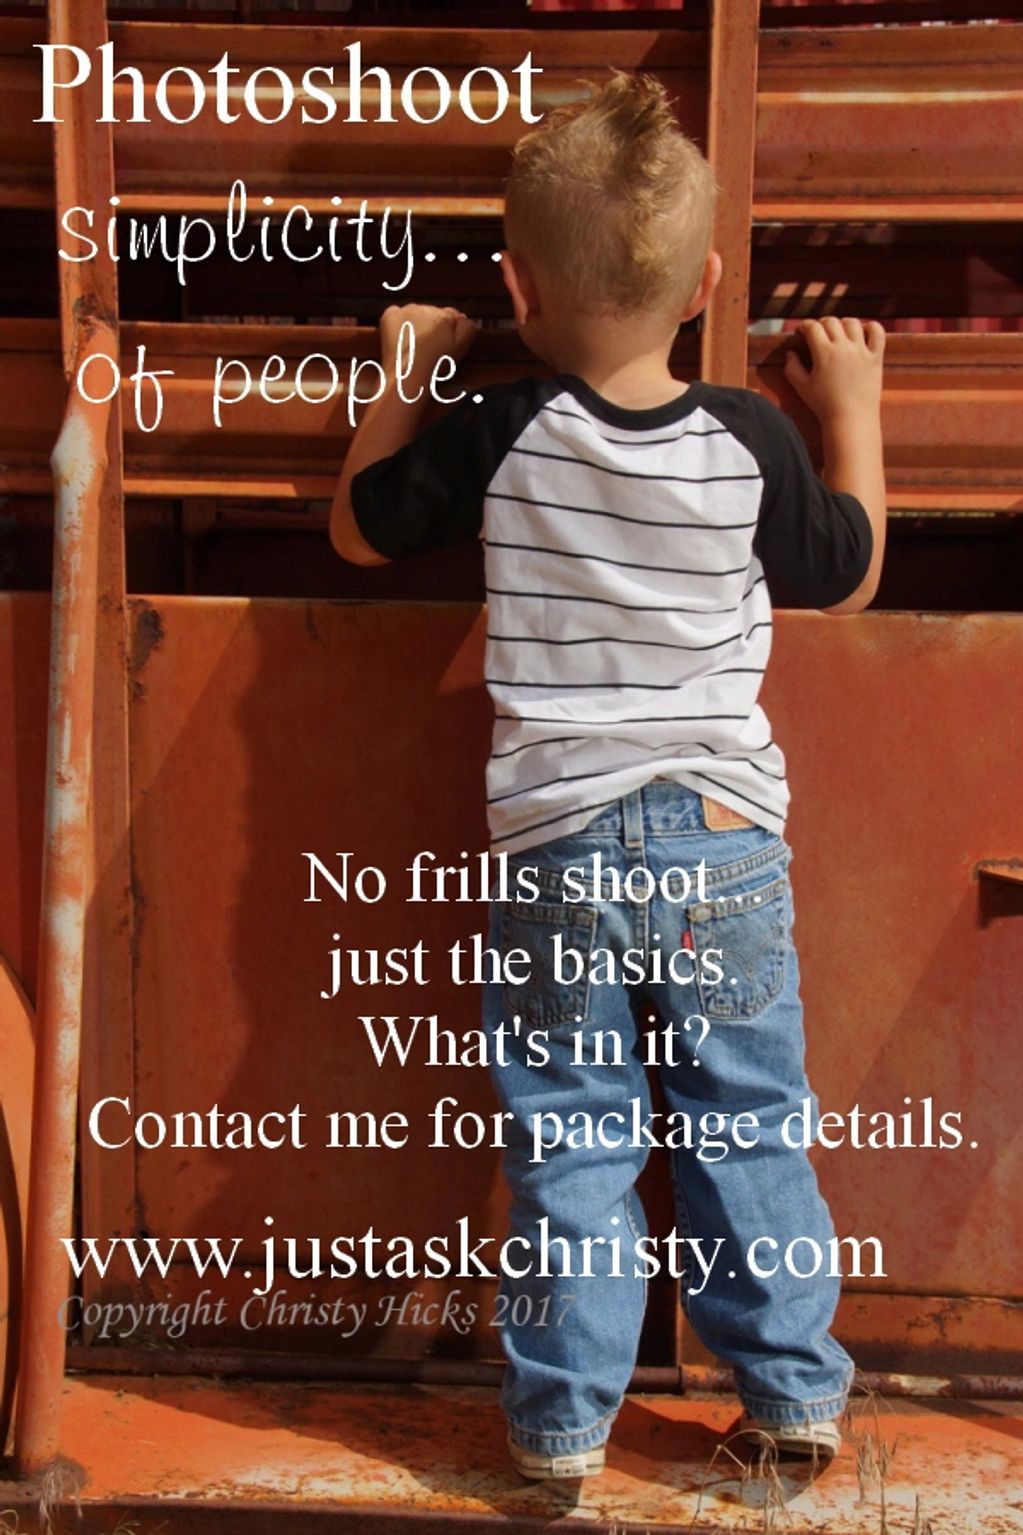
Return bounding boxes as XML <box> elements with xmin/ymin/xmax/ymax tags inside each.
<box><xmin>0</xmin><ymin>19</ymin><xmax>704</xmax><ymax>213</ymax></box>
<box><xmin>61</xmin><ymin>1345</ymin><xmax>682</xmax><ymax>1393</ymax></box>
<box><xmin>0</xmin><ymin>321</ymin><xmax>1019</xmax><ymax>511</ymax></box>
<box><xmin>64</xmin><ymin>1345</ymin><xmax>1023</xmax><ymax>1401</ymax></box>
<box><xmin>1</xmin><ymin>20</ymin><xmax>1021</xmax><ymax>217</ymax></box>
<box><xmin>686</xmin><ymin>1364</ymin><xmax>1023</xmax><ymax>1402</ymax></box>
<box><xmin>9</xmin><ymin>472</ymin><xmax>1018</xmax><ymax>514</ymax></box>
<box><xmin>754</xmin><ymin>197</ymin><xmax>1023</xmax><ymax>223</ymax></box>
<box><xmin>756</xmin><ymin>24</ymin><xmax>1023</xmax><ymax>216</ymax></box>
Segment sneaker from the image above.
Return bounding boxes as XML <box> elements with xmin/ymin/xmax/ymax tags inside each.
<box><xmin>507</xmin><ymin>1433</ymin><xmax>606</xmax><ymax>1480</ymax></box>
<box><xmin>738</xmin><ymin>1414</ymin><xmax>841</xmax><ymax>1460</ymax></box>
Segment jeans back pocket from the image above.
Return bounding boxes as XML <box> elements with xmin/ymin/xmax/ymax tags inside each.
<box><xmin>499</xmin><ymin>898</ymin><xmax>598</xmax><ymax>1034</ymax></box>
<box><xmin>688</xmin><ymin>873</ymin><xmax>790</xmax><ymax>1022</ymax></box>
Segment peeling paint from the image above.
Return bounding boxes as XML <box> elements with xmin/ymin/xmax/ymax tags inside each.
<box><xmin>129</xmin><ymin>604</ymin><xmax>166</xmax><ymax>702</ymax></box>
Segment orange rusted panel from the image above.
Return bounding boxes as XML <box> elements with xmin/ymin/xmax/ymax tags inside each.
<box><xmin>829</xmin><ymin>1292</ymin><xmax>1023</xmax><ymax>1377</ymax></box>
<box><xmin>764</xmin><ymin>613</ymin><xmax>1023</xmax><ymax>1300</ymax></box>
<box><xmin>63</xmin><ymin>600</ymin><xmax>1018</xmax><ymax>1377</ymax></box>
<box><xmin>756</xmin><ymin>23</ymin><xmax>1023</xmax><ymax>219</ymax></box>
<box><xmin>120</xmin><ymin>596</ymin><xmax>496</xmax><ymax>1283</ymax></box>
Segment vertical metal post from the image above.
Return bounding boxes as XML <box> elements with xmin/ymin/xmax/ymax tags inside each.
<box><xmin>702</xmin><ymin>0</ymin><xmax>761</xmax><ymax>386</ymax></box>
<box><xmin>14</xmin><ymin>322</ymin><xmax>116</xmax><ymax>1475</ymax></box>
<box><xmin>50</xmin><ymin>0</ymin><xmax>118</xmax><ymax>362</ymax></box>
<box><xmin>15</xmin><ymin>0</ymin><xmax>127</xmax><ymax>1475</ymax></box>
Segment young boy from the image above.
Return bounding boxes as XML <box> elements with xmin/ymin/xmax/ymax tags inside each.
<box><xmin>330</xmin><ymin>73</ymin><xmax>886</xmax><ymax>1478</ymax></box>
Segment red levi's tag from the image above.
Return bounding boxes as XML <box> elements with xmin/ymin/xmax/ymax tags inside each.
<box><xmin>701</xmin><ymin>794</ymin><xmax>754</xmax><ymax>832</ymax></box>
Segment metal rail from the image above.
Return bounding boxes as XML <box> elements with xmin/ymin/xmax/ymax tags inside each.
<box><xmin>62</xmin><ymin>1345</ymin><xmax>1023</xmax><ymax>1401</ymax></box>
<box><xmin>0</xmin><ymin>320</ymin><xmax>1018</xmax><ymax>512</ymax></box>
<box><xmin>2</xmin><ymin>18</ymin><xmax>1021</xmax><ymax>220</ymax></box>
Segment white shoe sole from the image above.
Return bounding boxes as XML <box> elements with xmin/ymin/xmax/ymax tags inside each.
<box><xmin>508</xmin><ymin>1436</ymin><xmax>606</xmax><ymax>1480</ymax></box>
<box><xmin>739</xmin><ymin>1414</ymin><xmax>841</xmax><ymax>1460</ymax></box>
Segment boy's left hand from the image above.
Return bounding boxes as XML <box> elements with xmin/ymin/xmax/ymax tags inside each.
<box><xmin>783</xmin><ymin>316</ymin><xmax>884</xmax><ymax>425</ymax></box>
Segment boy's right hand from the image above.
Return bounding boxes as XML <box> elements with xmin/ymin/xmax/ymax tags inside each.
<box><xmin>380</xmin><ymin>303</ymin><xmax>478</xmax><ymax>383</ymax></box>
<box><xmin>783</xmin><ymin>316</ymin><xmax>885</xmax><ymax>424</ymax></box>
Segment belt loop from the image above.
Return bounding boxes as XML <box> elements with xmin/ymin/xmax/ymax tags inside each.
<box><xmin>622</xmin><ymin>789</ymin><xmax>644</xmax><ymax>852</ymax></box>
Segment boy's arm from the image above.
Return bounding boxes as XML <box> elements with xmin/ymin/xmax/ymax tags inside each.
<box><xmin>783</xmin><ymin>316</ymin><xmax>887</xmax><ymax>615</ymax></box>
<box><xmin>329</xmin><ymin>304</ymin><xmax>478</xmax><ymax>567</ymax></box>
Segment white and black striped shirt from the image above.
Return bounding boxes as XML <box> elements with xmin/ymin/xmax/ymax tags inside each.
<box><xmin>351</xmin><ymin>374</ymin><xmax>872</xmax><ymax>857</ymax></box>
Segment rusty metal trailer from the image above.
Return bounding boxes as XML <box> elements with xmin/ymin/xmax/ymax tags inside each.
<box><xmin>0</xmin><ymin>1</ymin><xmax>1021</xmax><ymax>1530</ymax></box>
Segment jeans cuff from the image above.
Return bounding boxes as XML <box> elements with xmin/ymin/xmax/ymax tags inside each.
<box><xmin>507</xmin><ymin>1405</ymin><xmax>617</xmax><ymax>1456</ymax></box>
<box><xmin>739</xmin><ymin>1386</ymin><xmax>851</xmax><ymax>1426</ymax></box>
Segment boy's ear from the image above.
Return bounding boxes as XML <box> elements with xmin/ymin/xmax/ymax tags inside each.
<box><xmin>499</xmin><ymin>250</ymin><xmax>540</xmax><ymax>327</ymax></box>
<box><xmin>681</xmin><ymin>250</ymin><xmax>723</xmax><ymax>322</ymax></box>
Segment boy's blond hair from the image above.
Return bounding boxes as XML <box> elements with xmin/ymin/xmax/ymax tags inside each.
<box><xmin>504</xmin><ymin>70</ymin><xmax>718</xmax><ymax>318</ymax></box>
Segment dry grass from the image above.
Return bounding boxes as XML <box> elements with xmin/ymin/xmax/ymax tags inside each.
<box><xmin>687</xmin><ymin>1427</ymin><xmax>792</xmax><ymax>1535</ymax></box>
<box><xmin>685</xmin><ymin>1388</ymin><xmax>946</xmax><ymax>1535</ymax></box>
<box><xmin>844</xmin><ymin>1386</ymin><xmax>900</xmax><ymax>1534</ymax></box>
<box><xmin>0</xmin><ymin>1509</ymin><xmax>168</xmax><ymax>1535</ymax></box>
<box><xmin>910</xmin><ymin>1493</ymin><xmax>939</xmax><ymax>1535</ymax></box>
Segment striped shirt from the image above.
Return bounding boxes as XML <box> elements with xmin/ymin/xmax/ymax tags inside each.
<box><xmin>351</xmin><ymin>373</ymin><xmax>872</xmax><ymax>857</ymax></box>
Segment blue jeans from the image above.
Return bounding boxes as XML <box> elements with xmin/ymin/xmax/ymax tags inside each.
<box><xmin>482</xmin><ymin>779</ymin><xmax>853</xmax><ymax>1456</ymax></box>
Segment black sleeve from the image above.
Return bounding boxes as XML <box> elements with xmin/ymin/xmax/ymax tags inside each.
<box><xmin>350</xmin><ymin>380</ymin><xmax>547</xmax><ymax>561</ymax></box>
<box><xmin>751</xmin><ymin>395</ymin><xmax>874</xmax><ymax>609</ymax></box>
